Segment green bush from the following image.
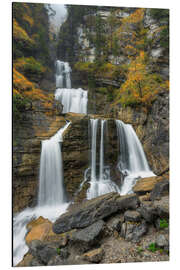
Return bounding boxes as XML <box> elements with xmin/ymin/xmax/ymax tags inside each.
<box><xmin>13</xmin><ymin>93</ymin><xmax>31</xmax><ymax>120</ymax></box>
<box><xmin>147</xmin><ymin>242</ymin><xmax>158</xmax><ymax>252</ymax></box>
<box><xmin>159</xmin><ymin>219</ymin><xmax>169</xmax><ymax>229</ymax></box>
<box><xmin>56</xmin><ymin>248</ymin><xmax>60</xmax><ymax>255</ymax></box>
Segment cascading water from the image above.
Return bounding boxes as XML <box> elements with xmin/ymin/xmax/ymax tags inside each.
<box><xmin>55</xmin><ymin>60</ymin><xmax>88</xmax><ymax>114</ymax></box>
<box><xmin>87</xmin><ymin>119</ymin><xmax>120</xmax><ymax>199</ymax></box>
<box><xmin>13</xmin><ymin>122</ymin><xmax>70</xmax><ymax>266</ymax></box>
<box><xmin>116</xmin><ymin>120</ymin><xmax>155</xmax><ymax>195</ymax></box>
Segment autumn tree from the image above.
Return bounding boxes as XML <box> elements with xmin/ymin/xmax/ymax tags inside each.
<box><xmin>115</xmin><ymin>51</ymin><xmax>168</xmax><ymax>107</ymax></box>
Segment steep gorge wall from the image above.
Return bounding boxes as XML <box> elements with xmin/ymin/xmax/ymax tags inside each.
<box><xmin>13</xmin><ymin>5</ymin><xmax>169</xmax><ymax>212</ymax></box>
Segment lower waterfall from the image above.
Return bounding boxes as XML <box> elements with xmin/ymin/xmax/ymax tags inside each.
<box><xmin>13</xmin><ymin>122</ymin><xmax>70</xmax><ymax>266</ymax></box>
<box><xmin>87</xmin><ymin>119</ymin><xmax>120</xmax><ymax>200</ymax></box>
<box><xmin>116</xmin><ymin>120</ymin><xmax>155</xmax><ymax>195</ymax></box>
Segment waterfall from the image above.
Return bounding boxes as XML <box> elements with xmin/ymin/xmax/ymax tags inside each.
<box><xmin>55</xmin><ymin>60</ymin><xmax>88</xmax><ymax>114</ymax></box>
<box><xmin>116</xmin><ymin>120</ymin><xmax>155</xmax><ymax>195</ymax></box>
<box><xmin>55</xmin><ymin>88</ymin><xmax>88</xmax><ymax>114</ymax></box>
<box><xmin>38</xmin><ymin>122</ymin><xmax>70</xmax><ymax>206</ymax></box>
<box><xmin>13</xmin><ymin>122</ymin><xmax>70</xmax><ymax>266</ymax></box>
<box><xmin>87</xmin><ymin>119</ymin><xmax>120</xmax><ymax>199</ymax></box>
<box><xmin>90</xmin><ymin>119</ymin><xmax>99</xmax><ymax>181</ymax></box>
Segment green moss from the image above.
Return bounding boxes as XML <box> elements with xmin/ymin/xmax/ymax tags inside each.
<box><xmin>159</xmin><ymin>219</ymin><xmax>169</xmax><ymax>229</ymax></box>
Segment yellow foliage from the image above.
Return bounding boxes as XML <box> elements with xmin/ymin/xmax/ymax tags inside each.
<box><xmin>23</xmin><ymin>14</ymin><xmax>34</xmax><ymax>27</ymax></box>
<box><xmin>123</xmin><ymin>8</ymin><xmax>145</xmax><ymax>24</ymax></box>
<box><xmin>114</xmin><ymin>51</ymin><xmax>168</xmax><ymax>107</ymax></box>
<box><xmin>13</xmin><ymin>19</ymin><xmax>34</xmax><ymax>45</ymax></box>
<box><xmin>13</xmin><ymin>67</ymin><xmax>34</xmax><ymax>91</ymax></box>
<box><xmin>13</xmin><ymin>68</ymin><xmax>53</xmax><ymax>110</ymax></box>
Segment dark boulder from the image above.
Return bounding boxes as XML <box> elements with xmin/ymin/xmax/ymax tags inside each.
<box><xmin>150</xmin><ymin>179</ymin><xmax>169</xmax><ymax>201</ymax></box>
<box><xmin>124</xmin><ymin>210</ymin><xmax>141</xmax><ymax>222</ymax></box>
<box><xmin>121</xmin><ymin>221</ymin><xmax>148</xmax><ymax>243</ymax></box>
<box><xmin>28</xmin><ymin>240</ymin><xmax>57</xmax><ymax>265</ymax></box>
<box><xmin>70</xmin><ymin>220</ymin><xmax>105</xmax><ymax>252</ymax></box>
<box><xmin>53</xmin><ymin>192</ymin><xmax>140</xmax><ymax>234</ymax></box>
<box><xmin>137</xmin><ymin>201</ymin><xmax>157</xmax><ymax>223</ymax></box>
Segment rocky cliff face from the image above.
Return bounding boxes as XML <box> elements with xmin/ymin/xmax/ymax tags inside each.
<box><xmin>13</xmin><ymin>5</ymin><xmax>169</xmax><ymax>213</ymax></box>
<box><xmin>13</xmin><ymin>99</ymin><xmax>66</xmax><ymax>212</ymax></box>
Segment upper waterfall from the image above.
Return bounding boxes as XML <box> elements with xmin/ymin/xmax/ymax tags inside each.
<box><xmin>55</xmin><ymin>60</ymin><xmax>88</xmax><ymax>114</ymax></box>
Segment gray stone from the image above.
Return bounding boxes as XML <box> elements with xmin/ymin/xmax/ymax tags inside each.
<box><xmin>124</xmin><ymin>210</ymin><xmax>141</xmax><ymax>222</ymax></box>
<box><xmin>47</xmin><ymin>256</ymin><xmax>64</xmax><ymax>266</ymax></box>
<box><xmin>132</xmin><ymin>221</ymin><xmax>148</xmax><ymax>243</ymax></box>
<box><xmin>150</xmin><ymin>179</ymin><xmax>169</xmax><ymax>201</ymax></box>
<box><xmin>154</xmin><ymin>196</ymin><xmax>169</xmax><ymax>218</ymax></box>
<box><xmin>156</xmin><ymin>234</ymin><xmax>169</xmax><ymax>248</ymax></box>
<box><xmin>121</xmin><ymin>221</ymin><xmax>148</xmax><ymax>243</ymax></box>
<box><xmin>138</xmin><ymin>202</ymin><xmax>157</xmax><ymax>223</ymax></box>
<box><xmin>37</xmin><ymin>246</ymin><xmax>57</xmax><ymax>265</ymax></box>
<box><xmin>53</xmin><ymin>192</ymin><xmax>140</xmax><ymax>234</ymax></box>
<box><xmin>106</xmin><ymin>215</ymin><xmax>124</xmax><ymax>233</ymax></box>
<box><xmin>28</xmin><ymin>240</ymin><xmax>57</xmax><ymax>265</ymax></box>
<box><xmin>70</xmin><ymin>220</ymin><xmax>105</xmax><ymax>252</ymax></box>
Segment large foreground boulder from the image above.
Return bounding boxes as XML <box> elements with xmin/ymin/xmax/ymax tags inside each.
<box><xmin>53</xmin><ymin>192</ymin><xmax>140</xmax><ymax>234</ymax></box>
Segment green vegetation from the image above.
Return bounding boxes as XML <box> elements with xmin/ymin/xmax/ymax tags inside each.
<box><xmin>147</xmin><ymin>242</ymin><xmax>158</xmax><ymax>252</ymax></box>
<box><xmin>56</xmin><ymin>248</ymin><xmax>61</xmax><ymax>255</ymax></box>
<box><xmin>159</xmin><ymin>219</ymin><xmax>169</xmax><ymax>229</ymax></box>
<box><xmin>150</xmin><ymin>8</ymin><xmax>169</xmax><ymax>49</ymax></box>
<box><xmin>13</xmin><ymin>3</ymin><xmax>53</xmax><ymax>122</ymax></box>
<box><xmin>14</xmin><ymin>57</ymin><xmax>46</xmax><ymax>82</ymax></box>
<box><xmin>137</xmin><ymin>247</ymin><xmax>144</xmax><ymax>253</ymax></box>
<box><xmin>13</xmin><ymin>93</ymin><xmax>31</xmax><ymax>120</ymax></box>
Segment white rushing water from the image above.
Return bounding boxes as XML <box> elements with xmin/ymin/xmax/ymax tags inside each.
<box><xmin>55</xmin><ymin>88</ymin><xmax>88</xmax><ymax>114</ymax></box>
<box><xmin>55</xmin><ymin>60</ymin><xmax>88</xmax><ymax>114</ymax></box>
<box><xmin>87</xmin><ymin>119</ymin><xmax>120</xmax><ymax>199</ymax></box>
<box><xmin>116</xmin><ymin>120</ymin><xmax>155</xmax><ymax>195</ymax></box>
<box><xmin>13</xmin><ymin>122</ymin><xmax>71</xmax><ymax>266</ymax></box>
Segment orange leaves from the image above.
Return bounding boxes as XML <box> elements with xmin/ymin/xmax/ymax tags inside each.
<box><xmin>115</xmin><ymin>51</ymin><xmax>168</xmax><ymax>108</ymax></box>
<box><xmin>123</xmin><ymin>8</ymin><xmax>145</xmax><ymax>24</ymax></box>
<box><xmin>13</xmin><ymin>68</ymin><xmax>53</xmax><ymax>110</ymax></box>
<box><xmin>13</xmin><ymin>67</ymin><xmax>34</xmax><ymax>91</ymax></box>
<box><xmin>13</xmin><ymin>19</ymin><xmax>34</xmax><ymax>45</ymax></box>
<box><xmin>23</xmin><ymin>14</ymin><xmax>34</xmax><ymax>27</ymax></box>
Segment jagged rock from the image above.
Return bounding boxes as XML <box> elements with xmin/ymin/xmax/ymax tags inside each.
<box><xmin>124</xmin><ymin>210</ymin><xmax>141</xmax><ymax>222</ymax></box>
<box><xmin>28</xmin><ymin>240</ymin><xmax>57</xmax><ymax>265</ymax></box>
<box><xmin>70</xmin><ymin>220</ymin><xmax>105</xmax><ymax>252</ymax></box>
<box><xmin>121</xmin><ymin>221</ymin><xmax>148</xmax><ymax>243</ymax></box>
<box><xmin>155</xmin><ymin>234</ymin><xmax>169</xmax><ymax>248</ymax></box>
<box><xmin>132</xmin><ymin>221</ymin><xmax>148</xmax><ymax>243</ymax></box>
<box><xmin>154</xmin><ymin>196</ymin><xmax>169</xmax><ymax>218</ymax></box>
<box><xmin>47</xmin><ymin>256</ymin><xmax>64</xmax><ymax>266</ymax></box>
<box><xmin>106</xmin><ymin>214</ymin><xmax>124</xmax><ymax>233</ymax></box>
<box><xmin>137</xmin><ymin>201</ymin><xmax>157</xmax><ymax>223</ymax></box>
<box><xmin>150</xmin><ymin>179</ymin><xmax>169</xmax><ymax>201</ymax></box>
<box><xmin>82</xmin><ymin>248</ymin><xmax>104</xmax><ymax>263</ymax></box>
<box><xmin>53</xmin><ymin>192</ymin><xmax>140</xmax><ymax>234</ymax></box>
<box><xmin>133</xmin><ymin>176</ymin><xmax>165</xmax><ymax>195</ymax></box>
